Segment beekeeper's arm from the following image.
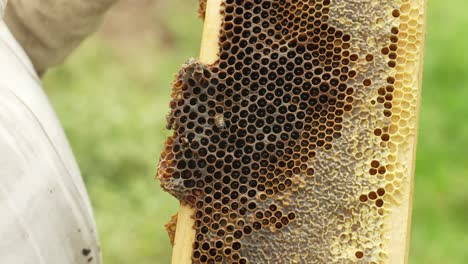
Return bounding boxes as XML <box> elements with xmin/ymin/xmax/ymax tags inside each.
<box><xmin>4</xmin><ymin>0</ymin><xmax>115</xmax><ymax>74</ymax></box>
<box><xmin>0</xmin><ymin>0</ymin><xmax>116</xmax><ymax>263</ymax></box>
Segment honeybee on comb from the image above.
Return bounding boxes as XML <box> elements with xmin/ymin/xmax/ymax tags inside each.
<box><xmin>214</xmin><ymin>114</ymin><xmax>226</xmax><ymax>129</ymax></box>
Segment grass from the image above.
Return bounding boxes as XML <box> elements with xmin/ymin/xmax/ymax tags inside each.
<box><xmin>42</xmin><ymin>0</ymin><xmax>467</xmax><ymax>263</ymax></box>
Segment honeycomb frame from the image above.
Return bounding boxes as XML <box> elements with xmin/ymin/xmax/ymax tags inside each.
<box><xmin>157</xmin><ymin>0</ymin><xmax>427</xmax><ymax>263</ymax></box>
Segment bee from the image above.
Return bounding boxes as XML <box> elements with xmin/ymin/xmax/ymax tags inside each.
<box><xmin>214</xmin><ymin>114</ymin><xmax>226</xmax><ymax>129</ymax></box>
<box><xmin>162</xmin><ymin>177</ymin><xmax>187</xmax><ymax>201</ymax></box>
<box><xmin>179</xmin><ymin>136</ymin><xmax>189</xmax><ymax>146</ymax></box>
<box><xmin>165</xmin><ymin>114</ymin><xmax>174</xmax><ymax>130</ymax></box>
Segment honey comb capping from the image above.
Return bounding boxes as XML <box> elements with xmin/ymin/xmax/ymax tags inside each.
<box><xmin>157</xmin><ymin>0</ymin><xmax>427</xmax><ymax>263</ymax></box>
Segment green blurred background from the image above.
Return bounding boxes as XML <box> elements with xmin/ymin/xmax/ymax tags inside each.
<box><xmin>41</xmin><ymin>0</ymin><xmax>467</xmax><ymax>263</ymax></box>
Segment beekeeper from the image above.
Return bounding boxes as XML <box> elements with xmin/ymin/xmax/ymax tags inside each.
<box><xmin>0</xmin><ymin>0</ymin><xmax>115</xmax><ymax>263</ymax></box>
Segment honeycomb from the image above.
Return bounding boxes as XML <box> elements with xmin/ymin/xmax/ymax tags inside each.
<box><xmin>199</xmin><ymin>0</ymin><xmax>208</xmax><ymax>19</ymax></box>
<box><xmin>157</xmin><ymin>0</ymin><xmax>426</xmax><ymax>263</ymax></box>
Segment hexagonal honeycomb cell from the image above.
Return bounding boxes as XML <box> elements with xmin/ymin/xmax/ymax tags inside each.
<box><xmin>157</xmin><ymin>0</ymin><xmax>426</xmax><ymax>263</ymax></box>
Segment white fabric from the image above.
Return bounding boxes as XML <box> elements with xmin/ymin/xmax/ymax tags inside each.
<box><xmin>0</xmin><ymin>20</ymin><xmax>101</xmax><ymax>264</ymax></box>
<box><xmin>0</xmin><ymin>0</ymin><xmax>5</xmax><ymax>18</ymax></box>
<box><xmin>4</xmin><ymin>0</ymin><xmax>116</xmax><ymax>73</ymax></box>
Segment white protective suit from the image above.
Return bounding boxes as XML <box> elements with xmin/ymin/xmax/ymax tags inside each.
<box><xmin>0</xmin><ymin>1</ymin><xmax>115</xmax><ymax>263</ymax></box>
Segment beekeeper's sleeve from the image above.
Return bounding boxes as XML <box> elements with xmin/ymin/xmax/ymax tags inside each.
<box><xmin>0</xmin><ymin>1</ymin><xmax>116</xmax><ymax>262</ymax></box>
